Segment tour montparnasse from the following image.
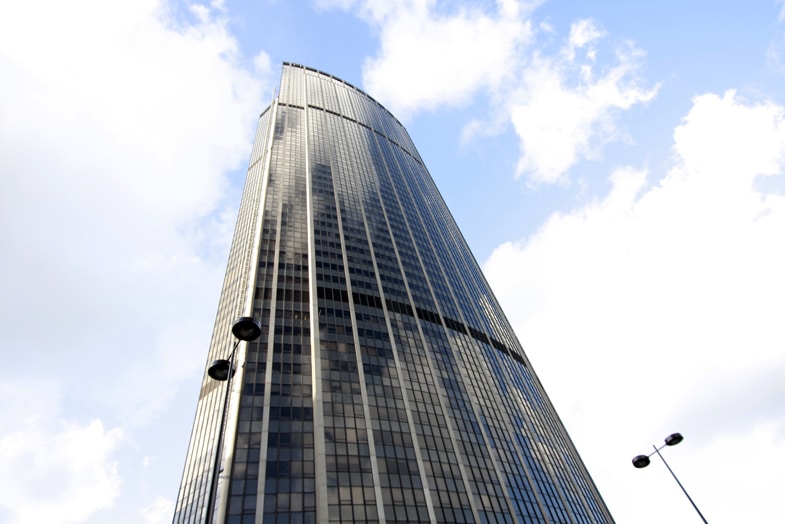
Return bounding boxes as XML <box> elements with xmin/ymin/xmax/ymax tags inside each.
<box><xmin>174</xmin><ymin>62</ymin><xmax>614</xmax><ymax>524</ymax></box>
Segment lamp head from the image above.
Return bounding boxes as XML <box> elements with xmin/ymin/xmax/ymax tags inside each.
<box><xmin>632</xmin><ymin>455</ymin><xmax>651</xmax><ymax>468</ymax></box>
<box><xmin>665</xmin><ymin>432</ymin><xmax>684</xmax><ymax>446</ymax></box>
<box><xmin>207</xmin><ymin>359</ymin><xmax>233</xmax><ymax>381</ymax></box>
<box><xmin>232</xmin><ymin>317</ymin><xmax>262</xmax><ymax>341</ymax></box>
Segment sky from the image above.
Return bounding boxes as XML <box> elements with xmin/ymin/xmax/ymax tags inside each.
<box><xmin>1</xmin><ymin>0</ymin><xmax>784</xmax><ymax>522</ymax></box>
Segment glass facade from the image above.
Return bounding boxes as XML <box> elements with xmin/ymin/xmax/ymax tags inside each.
<box><xmin>174</xmin><ymin>63</ymin><xmax>614</xmax><ymax>524</ymax></box>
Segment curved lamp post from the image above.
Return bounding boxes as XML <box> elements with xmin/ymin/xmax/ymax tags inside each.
<box><xmin>632</xmin><ymin>432</ymin><xmax>709</xmax><ymax>524</ymax></box>
<box><xmin>205</xmin><ymin>316</ymin><xmax>262</xmax><ymax>523</ymax></box>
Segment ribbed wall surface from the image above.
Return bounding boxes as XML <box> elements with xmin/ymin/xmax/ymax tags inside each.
<box><xmin>174</xmin><ymin>63</ymin><xmax>613</xmax><ymax>524</ymax></box>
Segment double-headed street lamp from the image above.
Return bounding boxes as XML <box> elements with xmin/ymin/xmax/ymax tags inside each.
<box><xmin>207</xmin><ymin>317</ymin><xmax>262</xmax><ymax>380</ymax></box>
<box><xmin>205</xmin><ymin>316</ymin><xmax>262</xmax><ymax>523</ymax></box>
<box><xmin>632</xmin><ymin>432</ymin><xmax>709</xmax><ymax>524</ymax></box>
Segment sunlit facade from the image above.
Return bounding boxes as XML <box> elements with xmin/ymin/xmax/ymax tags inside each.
<box><xmin>173</xmin><ymin>62</ymin><xmax>613</xmax><ymax>524</ymax></box>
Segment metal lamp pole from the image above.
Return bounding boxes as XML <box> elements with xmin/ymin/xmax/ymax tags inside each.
<box><xmin>632</xmin><ymin>432</ymin><xmax>709</xmax><ymax>524</ymax></box>
<box><xmin>204</xmin><ymin>316</ymin><xmax>262</xmax><ymax>523</ymax></box>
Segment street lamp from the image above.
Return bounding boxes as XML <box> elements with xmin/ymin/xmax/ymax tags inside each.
<box><xmin>206</xmin><ymin>317</ymin><xmax>262</xmax><ymax>381</ymax></box>
<box><xmin>205</xmin><ymin>316</ymin><xmax>262</xmax><ymax>523</ymax></box>
<box><xmin>632</xmin><ymin>432</ymin><xmax>709</xmax><ymax>523</ymax></box>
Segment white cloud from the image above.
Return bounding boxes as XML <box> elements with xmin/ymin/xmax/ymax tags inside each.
<box><xmin>510</xmin><ymin>19</ymin><xmax>658</xmax><ymax>184</ymax></box>
<box><xmin>0</xmin><ymin>382</ymin><xmax>123</xmax><ymax>524</ymax></box>
<box><xmin>142</xmin><ymin>496</ymin><xmax>174</xmax><ymax>524</ymax></box>
<box><xmin>0</xmin><ymin>0</ymin><xmax>269</xmax><ymax>340</ymax></box>
<box><xmin>568</xmin><ymin>18</ymin><xmax>605</xmax><ymax>54</ymax></box>
<box><xmin>254</xmin><ymin>49</ymin><xmax>273</xmax><ymax>76</ymax></box>
<box><xmin>484</xmin><ymin>91</ymin><xmax>785</xmax><ymax>522</ymax></box>
<box><xmin>210</xmin><ymin>0</ymin><xmax>227</xmax><ymax>12</ymax></box>
<box><xmin>0</xmin><ymin>0</ymin><xmax>271</xmax><ymax>520</ymax></box>
<box><xmin>674</xmin><ymin>90</ymin><xmax>785</xmax><ymax>179</ymax></box>
<box><xmin>319</xmin><ymin>0</ymin><xmax>534</xmax><ymax>117</ymax></box>
<box><xmin>0</xmin><ymin>0</ymin><xmax>268</xmax><ymax>393</ymax></box>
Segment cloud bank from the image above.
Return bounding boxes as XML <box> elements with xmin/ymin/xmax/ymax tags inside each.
<box><xmin>0</xmin><ymin>382</ymin><xmax>122</xmax><ymax>524</ymax></box>
<box><xmin>0</xmin><ymin>0</ymin><xmax>270</xmax><ymax>520</ymax></box>
<box><xmin>484</xmin><ymin>91</ymin><xmax>785</xmax><ymax>523</ymax></box>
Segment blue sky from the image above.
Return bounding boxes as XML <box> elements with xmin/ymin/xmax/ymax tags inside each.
<box><xmin>1</xmin><ymin>1</ymin><xmax>784</xmax><ymax>523</ymax></box>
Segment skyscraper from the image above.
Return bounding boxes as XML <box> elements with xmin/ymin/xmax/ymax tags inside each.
<box><xmin>174</xmin><ymin>63</ymin><xmax>613</xmax><ymax>524</ymax></box>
